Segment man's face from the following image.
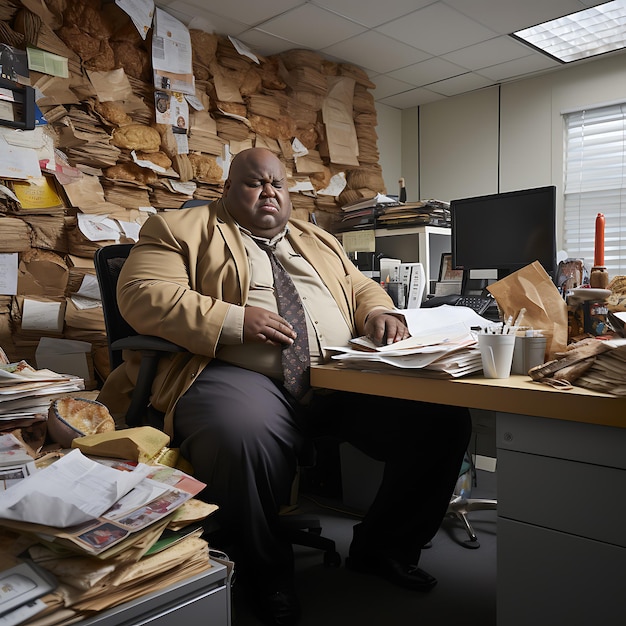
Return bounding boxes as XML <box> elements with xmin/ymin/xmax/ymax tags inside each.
<box><xmin>223</xmin><ymin>149</ymin><xmax>292</xmax><ymax>239</ymax></box>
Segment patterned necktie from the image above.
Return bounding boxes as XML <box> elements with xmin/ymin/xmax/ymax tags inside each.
<box><xmin>257</xmin><ymin>242</ymin><xmax>311</xmax><ymax>400</ymax></box>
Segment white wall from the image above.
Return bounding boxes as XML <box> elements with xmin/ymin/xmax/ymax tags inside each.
<box><xmin>420</xmin><ymin>87</ymin><xmax>500</xmax><ymax>202</ymax></box>
<box><xmin>374</xmin><ymin>102</ymin><xmax>402</xmax><ymax>197</ymax></box>
<box><xmin>375</xmin><ymin>49</ymin><xmax>626</xmax><ymax>251</ymax></box>
<box><xmin>501</xmin><ymin>51</ymin><xmax>626</xmax><ymax>247</ymax></box>
<box><xmin>400</xmin><ymin>107</ymin><xmax>419</xmax><ymax>202</ymax></box>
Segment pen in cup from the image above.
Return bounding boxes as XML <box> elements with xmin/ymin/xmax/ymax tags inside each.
<box><xmin>513</xmin><ymin>307</ymin><xmax>527</xmax><ymax>328</ymax></box>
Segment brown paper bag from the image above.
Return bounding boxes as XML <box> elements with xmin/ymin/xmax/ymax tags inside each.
<box><xmin>487</xmin><ymin>261</ymin><xmax>568</xmax><ymax>359</ymax></box>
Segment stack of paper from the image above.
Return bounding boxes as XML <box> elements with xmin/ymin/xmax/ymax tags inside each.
<box><xmin>20</xmin><ymin>215</ymin><xmax>68</xmax><ymax>253</ymax></box>
<box><xmin>0</xmin><ymin>359</ymin><xmax>84</xmax><ymax>425</ymax></box>
<box><xmin>102</xmin><ymin>178</ymin><xmax>151</xmax><ymax>210</ymax></box>
<box><xmin>341</xmin><ymin>192</ymin><xmax>398</xmax><ymax>212</ymax></box>
<box><xmin>193</xmin><ymin>182</ymin><xmax>225</xmax><ymax>203</ymax></box>
<box><xmin>355</xmin><ymin>130</ymin><xmax>380</xmax><ymax>165</ymax></box>
<box><xmin>329</xmin><ymin>328</ymin><xmax>482</xmax><ymax>378</ymax></box>
<box><xmin>247</xmin><ymin>94</ymin><xmax>283</xmax><ymax>120</ymax></box>
<box><xmin>327</xmin><ymin>306</ymin><xmax>491</xmax><ymax>378</ymax></box>
<box><xmin>57</xmin><ymin>108</ymin><xmax>121</xmax><ymax>169</ymax></box>
<box><xmin>149</xmin><ymin>186</ymin><xmax>194</xmax><ymax>210</ymax></box>
<box><xmin>215</xmin><ymin>116</ymin><xmax>253</xmax><ymax>142</ymax></box>
<box><xmin>376</xmin><ymin>199</ymin><xmax>451</xmax><ymax>228</ymax></box>
<box><xmin>290</xmin><ymin>192</ymin><xmax>316</xmax><ymax>215</ymax></box>
<box><xmin>335</xmin><ymin>193</ymin><xmax>398</xmax><ymax>231</ymax></box>
<box><xmin>0</xmin><ymin>216</ymin><xmax>31</xmax><ymax>253</ymax></box>
<box><xmin>285</xmin><ymin>66</ymin><xmax>328</xmax><ymax>96</ymax></box>
<box><xmin>0</xmin><ymin>450</ymin><xmax>218</xmax><ymax>624</ymax></box>
<box><xmin>187</xmin><ymin>110</ymin><xmax>226</xmax><ymax>156</ymax></box>
<box><xmin>573</xmin><ymin>338</ymin><xmax>626</xmax><ymax>396</ymax></box>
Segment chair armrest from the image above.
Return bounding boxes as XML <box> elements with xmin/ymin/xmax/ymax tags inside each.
<box><xmin>111</xmin><ymin>335</ymin><xmax>185</xmax><ymax>354</ymax></box>
<box><xmin>112</xmin><ymin>335</ymin><xmax>186</xmax><ymax>428</ymax></box>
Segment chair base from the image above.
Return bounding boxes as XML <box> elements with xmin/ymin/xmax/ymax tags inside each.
<box><xmin>446</xmin><ymin>496</ymin><xmax>497</xmax><ymax>548</ymax></box>
<box><xmin>280</xmin><ymin>514</ymin><xmax>342</xmax><ymax>567</ymax></box>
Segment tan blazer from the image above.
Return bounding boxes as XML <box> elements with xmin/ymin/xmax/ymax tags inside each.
<box><xmin>97</xmin><ymin>199</ymin><xmax>394</xmax><ymax>436</ymax></box>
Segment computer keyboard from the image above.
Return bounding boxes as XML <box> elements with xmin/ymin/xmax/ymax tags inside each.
<box><xmin>454</xmin><ymin>295</ymin><xmax>494</xmax><ymax>315</ymax></box>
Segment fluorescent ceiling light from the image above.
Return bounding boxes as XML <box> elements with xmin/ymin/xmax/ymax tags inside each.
<box><xmin>513</xmin><ymin>0</ymin><xmax>626</xmax><ymax>63</ymax></box>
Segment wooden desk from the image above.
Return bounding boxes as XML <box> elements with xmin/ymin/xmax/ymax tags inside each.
<box><xmin>311</xmin><ymin>365</ymin><xmax>626</xmax><ymax>626</ymax></box>
<box><xmin>311</xmin><ymin>365</ymin><xmax>626</xmax><ymax>427</ymax></box>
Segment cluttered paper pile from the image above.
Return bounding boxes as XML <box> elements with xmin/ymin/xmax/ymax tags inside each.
<box><xmin>0</xmin><ymin>351</ymin><xmax>85</xmax><ymax>427</ymax></box>
<box><xmin>527</xmin><ymin>335</ymin><xmax>626</xmax><ymax>395</ymax></box>
<box><xmin>327</xmin><ymin>306</ymin><xmax>491</xmax><ymax>378</ymax></box>
<box><xmin>0</xmin><ymin>429</ymin><xmax>219</xmax><ymax>625</ymax></box>
<box><xmin>327</xmin><ymin>261</ymin><xmax>573</xmax><ymax>379</ymax></box>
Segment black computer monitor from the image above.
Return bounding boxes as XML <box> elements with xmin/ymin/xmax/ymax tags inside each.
<box><xmin>450</xmin><ymin>185</ymin><xmax>557</xmax><ymax>291</ymax></box>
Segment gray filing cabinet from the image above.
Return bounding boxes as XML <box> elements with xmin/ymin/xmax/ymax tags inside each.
<box><xmin>79</xmin><ymin>560</ymin><xmax>231</xmax><ymax>626</ymax></box>
<box><xmin>496</xmin><ymin>413</ymin><xmax>626</xmax><ymax>626</ymax></box>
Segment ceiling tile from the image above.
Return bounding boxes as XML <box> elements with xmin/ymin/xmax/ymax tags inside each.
<box><xmin>378</xmin><ymin>87</ymin><xmax>445</xmax><ymax>109</ymax></box>
<box><xmin>476</xmin><ymin>53</ymin><xmax>562</xmax><ymax>82</ymax></box>
<box><xmin>369</xmin><ymin>74</ymin><xmax>418</xmax><ymax>99</ymax></box>
<box><xmin>444</xmin><ymin>0</ymin><xmax>609</xmax><ymax>34</ymax></box>
<box><xmin>255</xmin><ymin>4</ymin><xmax>366</xmax><ymax>49</ymax></box>
<box><xmin>376</xmin><ymin>3</ymin><xmax>498</xmax><ymax>56</ymax></box>
<box><xmin>160</xmin><ymin>0</ymin><xmax>306</xmax><ymax>27</ymax></box>
<box><xmin>441</xmin><ymin>36</ymin><xmax>535</xmax><ymax>71</ymax></box>
<box><xmin>185</xmin><ymin>12</ymin><xmax>249</xmax><ymax>36</ymax></box>
<box><xmin>323</xmin><ymin>31</ymin><xmax>430</xmax><ymax>74</ymax></box>
<box><xmin>426</xmin><ymin>72</ymin><xmax>495</xmax><ymax>97</ymax></box>
<box><xmin>310</xmin><ymin>0</ymin><xmax>431</xmax><ymax>28</ymax></box>
<box><xmin>388</xmin><ymin>57</ymin><xmax>467</xmax><ymax>86</ymax></box>
<box><xmin>236</xmin><ymin>28</ymin><xmax>301</xmax><ymax>56</ymax></box>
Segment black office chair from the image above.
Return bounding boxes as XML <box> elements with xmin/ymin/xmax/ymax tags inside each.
<box><xmin>94</xmin><ymin>243</ymin><xmax>186</xmax><ymax>427</ymax></box>
<box><xmin>94</xmin><ymin>242</ymin><xmax>341</xmax><ymax>567</ymax></box>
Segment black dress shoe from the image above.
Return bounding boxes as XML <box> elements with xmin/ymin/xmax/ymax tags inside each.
<box><xmin>244</xmin><ymin>584</ymin><xmax>301</xmax><ymax>626</ymax></box>
<box><xmin>345</xmin><ymin>552</ymin><xmax>437</xmax><ymax>592</ymax></box>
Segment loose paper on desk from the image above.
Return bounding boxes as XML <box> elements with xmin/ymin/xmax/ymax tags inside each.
<box><xmin>330</xmin><ymin>338</ymin><xmax>479</xmax><ymax>370</ymax></box>
<box><xmin>348</xmin><ymin>305</ymin><xmax>489</xmax><ymax>352</ymax></box>
<box><xmin>325</xmin><ymin>305</ymin><xmax>488</xmax><ymax>373</ymax></box>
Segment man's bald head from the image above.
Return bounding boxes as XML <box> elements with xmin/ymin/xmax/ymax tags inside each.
<box><xmin>223</xmin><ymin>148</ymin><xmax>292</xmax><ymax>238</ymax></box>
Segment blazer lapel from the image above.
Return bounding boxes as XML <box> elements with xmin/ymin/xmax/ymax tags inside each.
<box><xmin>215</xmin><ymin>200</ymin><xmax>250</xmax><ymax>301</ymax></box>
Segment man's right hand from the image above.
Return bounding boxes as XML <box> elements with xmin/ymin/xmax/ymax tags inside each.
<box><xmin>244</xmin><ymin>305</ymin><xmax>297</xmax><ymax>346</ymax></box>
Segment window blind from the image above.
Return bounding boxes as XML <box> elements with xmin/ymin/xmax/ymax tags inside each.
<box><xmin>564</xmin><ymin>103</ymin><xmax>626</xmax><ymax>276</ymax></box>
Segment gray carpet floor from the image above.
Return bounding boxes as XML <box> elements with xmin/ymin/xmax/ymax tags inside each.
<box><xmin>231</xmin><ymin>469</ymin><xmax>497</xmax><ymax>626</ymax></box>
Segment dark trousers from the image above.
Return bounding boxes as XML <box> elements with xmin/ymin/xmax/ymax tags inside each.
<box><xmin>174</xmin><ymin>360</ymin><xmax>472</xmax><ymax>584</ymax></box>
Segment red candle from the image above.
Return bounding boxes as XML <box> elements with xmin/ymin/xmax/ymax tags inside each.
<box><xmin>594</xmin><ymin>213</ymin><xmax>605</xmax><ymax>267</ymax></box>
